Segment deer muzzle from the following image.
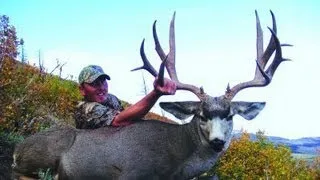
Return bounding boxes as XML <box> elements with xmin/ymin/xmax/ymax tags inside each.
<box><xmin>209</xmin><ymin>138</ymin><xmax>226</xmax><ymax>152</ymax></box>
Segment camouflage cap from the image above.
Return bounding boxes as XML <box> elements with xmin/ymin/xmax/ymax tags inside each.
<box><xmin>78</xmin><ymin>65</ymin><xmax>110</xmax><ymax>84</ymax></box>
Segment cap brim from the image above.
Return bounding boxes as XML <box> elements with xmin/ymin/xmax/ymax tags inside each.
<box><xmin>99</xmin><ymin>74</ymin><xmax>110</xmax><ymax>80</ymax></box>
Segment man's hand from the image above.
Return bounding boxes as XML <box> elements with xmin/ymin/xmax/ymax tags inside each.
<box><xmin>153</xmin><ymin>77</ymin><xmax>177</xmax><ymax>95</ymax></box>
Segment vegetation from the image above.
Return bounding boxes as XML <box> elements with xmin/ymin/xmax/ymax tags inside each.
<box><xmin>38</xmin><ymin>168</ymin><xmax>54</xmax><ymax>180</ymax></box>
<box><xmin>0</xmin><ymin>15</ymin><xmax>20</xmax><ymax>59</ymax></box>
<box><xmin>0</xmin><ymin>57</ymin><xmax>82</xmax><ymax>135</ymax></box>
<box><xmin>207</xmin><ymin>131</ymin><xmax>320</xmax><ymax>179</ymax></box>
<box><xmin>0</xmin><ymin>131</ymin><xmax>22</xmax><ymax>180</ymax></box>
<box><xmin>0</xmin><ymin>14</ymin><xmax>320</xmax><ymax>179</ymax></box>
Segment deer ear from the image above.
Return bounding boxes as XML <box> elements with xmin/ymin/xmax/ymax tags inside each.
<box><xmin>230</xmin><ymin>101</ymin><xmax>266</xmax><ymax>120</ymax></box>
<box><xmin>159</xmin><ymin>101</ymin><xmax>200</xmax><ymax>120</ymax></box>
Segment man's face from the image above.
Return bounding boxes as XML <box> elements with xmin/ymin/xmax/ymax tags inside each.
<box><xmin>79</xmin><ymin>76</ymin><xmax>108</xmax><ymax>103</ymax></box>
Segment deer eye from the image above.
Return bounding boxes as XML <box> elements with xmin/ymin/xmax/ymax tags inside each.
<box><xmin>200</xmin><ymin>115</ymin><xmax>208</xmax><ymax>122</ymax></box>
<box><xmin>226</xmin><ymin>115</ymin><xmax>233</xmax><ymax>121</ymax></box>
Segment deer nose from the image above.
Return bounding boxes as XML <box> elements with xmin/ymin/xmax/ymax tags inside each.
<box><xmin>209</xmin><ymin>138</ymin><xmax>226</xmax><ymax>152</ymax></box>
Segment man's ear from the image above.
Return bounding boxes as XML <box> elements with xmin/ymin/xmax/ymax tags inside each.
<box><xmin>79</xmin><ymin>84</ymin><xmax>86</xmax><ymax>96</ymax></box>
<box><xmin>159</xmin><ymin>101</ymin><xmax>200</xmax><ymax>120</ymax></box>
<box><xmin>230</xmin><ymin>101</ymin><xmax>266</xmax><ymax>120</ymax></box>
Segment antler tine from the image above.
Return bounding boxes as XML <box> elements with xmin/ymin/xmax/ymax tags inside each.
<box><xmin>166</xmin><ymin>11</ymin><xmax>179</xmax><ymax>82</ymax></box>
<box><xmin>153</xmin><ymin>20</ymin><xmax>166</xmax><ymax>62</ymax></box>
<box><xmin>153</xmin><ymin>12</ymin><xmax>179</xmax><ymax>82</ymax></box>
<box><xmin>131</xmin><ymin>39</ymin><xmax>158</xmax><ymax>77</ymax></box>
<box><xmin>265</xmin><ymin>28</ymin><xmax>292</xmax><ymax>78</ymax></box>
<box><xmin>255</xmin><ymin>10</ymin><xmax>264</xmax><ymax>66</ymax></box>
<box><xmin>255</xmin><ymin>10</ymin><xmax>277</xmax><ymax>78</ymax></box>
<box><xmin>154</xmin><ymin>12</ymin><xmax>206</xmax><ymax>100</ymax></box>
<box><xmin>225</xmin><ymin>11</ymin><xmax>291</xmax><ymax>100</ymax></box>
<box><xmin>257</xmin><ymin>11</ymin><xmax>293</xmax><ymax>69</ymax></box>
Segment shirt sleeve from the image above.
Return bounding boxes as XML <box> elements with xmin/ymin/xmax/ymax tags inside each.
<box><xmin>75</xmin><ymin>101</ymin><xmax>120</xmax><ymax>129</ymax></box>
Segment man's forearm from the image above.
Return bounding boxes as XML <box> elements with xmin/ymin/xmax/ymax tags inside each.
<box><xmin>112</xmin><ymin>90</ymin><xmax>160</xmax><ymax>126</ymax></box>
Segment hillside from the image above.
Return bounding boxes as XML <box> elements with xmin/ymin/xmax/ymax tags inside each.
<box><xmin>268</xmin><ymin>136</ymin><xmax>320</xmax><ymax>155</ymax></box>
<box><xmin>233</xmin><ymin>132</ymin><xmax>320</xmax><ymax>155</ymax></box>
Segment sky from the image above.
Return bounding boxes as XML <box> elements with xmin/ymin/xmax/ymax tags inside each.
<box><xmin>1</xmin><ymin>0</ymin><xmax>320</xmax><ymax>139</ymax></box>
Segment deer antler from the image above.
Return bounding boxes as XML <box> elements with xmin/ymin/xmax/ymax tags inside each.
<box><xmin>225</xmin><ymin>10</ymin><xmax>292</xmax><ymax>100</ymax></box>
<box><xmin>132</xmin><ymin>12</ymin><xmax>206</xmax><ymax>100</ymax></box>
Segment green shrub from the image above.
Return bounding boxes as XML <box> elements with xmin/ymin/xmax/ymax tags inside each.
<box><xmin>0</xmin><ymin>131</ymin><xmax>24</xmax><ymax>144</ymax></box>
<box><xmin>38</xmin><ymin>168</ymin><xmax>54</xmax><ymax>180</ymax></box>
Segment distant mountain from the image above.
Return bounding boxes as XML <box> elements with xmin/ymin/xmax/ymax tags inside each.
<box><xmin>233</xmin><ymin>132</ymin><xmax>320</xmax><ymax>155</ymax></box>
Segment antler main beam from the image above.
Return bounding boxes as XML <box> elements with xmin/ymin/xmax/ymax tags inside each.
<box><xmin>225</xmin><ymin>10</ymin><xmax>292</xmax><ymax>100</ymax></box>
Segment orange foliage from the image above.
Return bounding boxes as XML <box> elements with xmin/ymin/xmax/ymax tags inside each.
<box><xmin>143</xmin><ymin>111</ymin><xmax>174</xmax><ymax>124</ymax></box>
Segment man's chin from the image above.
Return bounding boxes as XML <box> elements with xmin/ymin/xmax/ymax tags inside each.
<box><xmin>95</xmin><ymin>96</ymin><xmax>107</xmax><ymax>103</ymax></box>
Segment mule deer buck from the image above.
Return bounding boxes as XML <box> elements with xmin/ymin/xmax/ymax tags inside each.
<box><xmin>54</xmin><ymin>11</ymin><xmax>291</xmax><ymax>179</ymax></box>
